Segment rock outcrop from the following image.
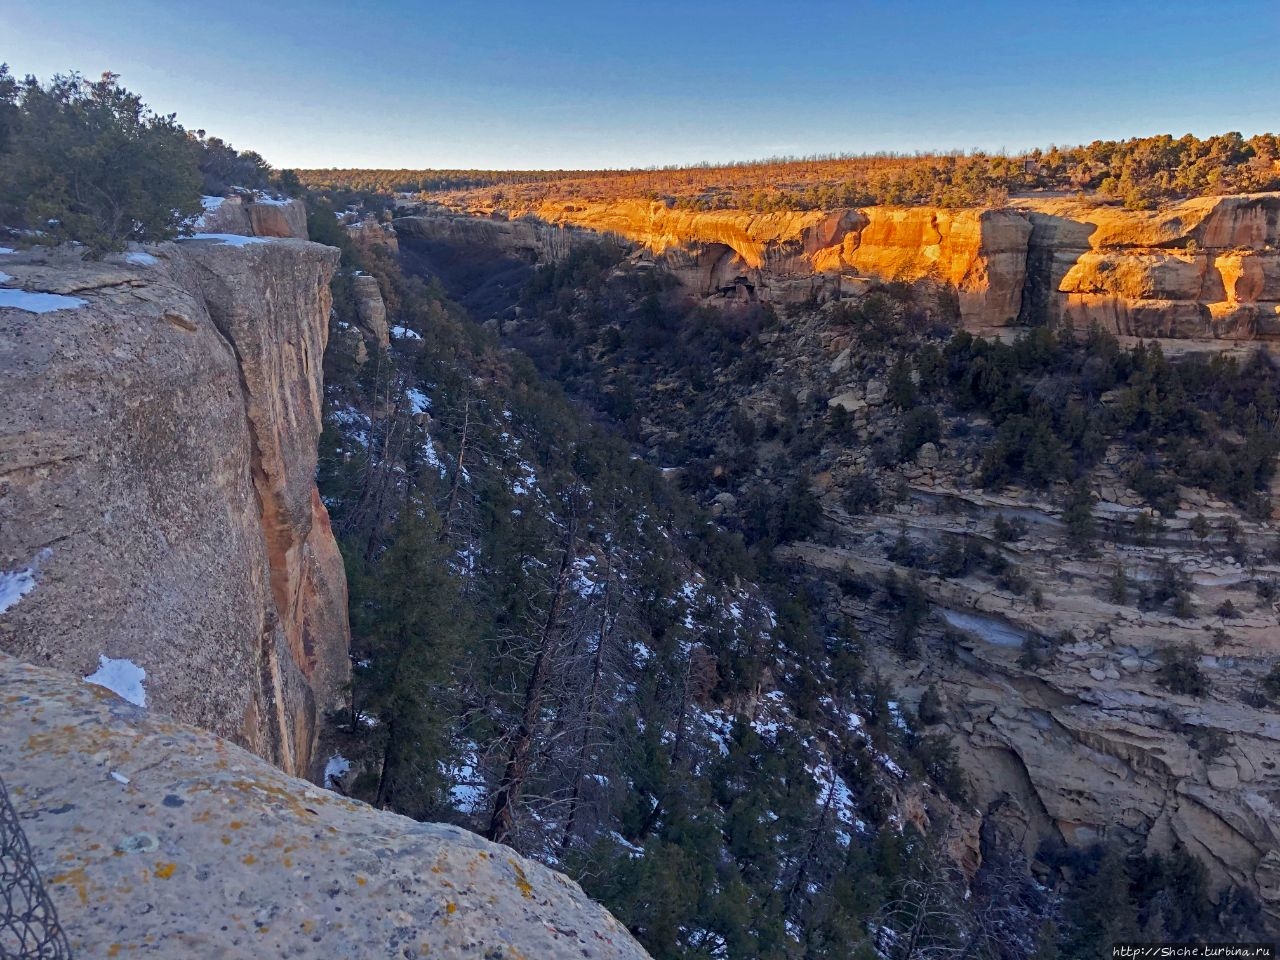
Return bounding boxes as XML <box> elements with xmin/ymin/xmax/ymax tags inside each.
<box><xmin>198</xmin><ymin>194</ymin><xmax>310</xmax><ymax>240</ymax></box>
<box><xmin>782</xmin><ymin>527</ymin><xmax>1280</xmax><ymax>909</ymax></box>
<box><xmin>419</xmin><ymin>192</ymin><xmax>1280</xmax><ymax>340</ymax></box>
<box><xmin>528</xmin><ymin>200</ymin><xmax>1031</xmax><ymax>326</ymax></box>
<box><xmin>0</xmin><ymin>237</ymin><xmax>349</xmax><ymax>777</ymax></box>
<box><xmin>0</xmin><ymin>654</ymin><xmax>650</xmax><ymax>959</ymax></box>
<box><xmin>345</xmin><ymin>217</ymin><xmax>400</xmax><ymax>256</ymax></box>
<box><xmin>352</xmin><ymin>272</ymin><xmax>390</xmax><ymax>352</ymax></box>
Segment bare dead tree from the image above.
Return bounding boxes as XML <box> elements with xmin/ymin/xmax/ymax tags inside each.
<box><xmin>486</xmin><ymin>497</ymin><xmax>582</xmax><ymax>846</ymax></box>
<box><xmin>558</xmin><ymin>550</ymin><xmax>617</xmax><ymax>854</ymax></box>
<box><xmin>863</xmin><ymin>847</ymin><xmax>1057</xmax><ymax>960</ymax></box>
<box><xmin>439</xmin><ymin>398</ymin><xmax>471</xmax><ymax>544</ymax></box>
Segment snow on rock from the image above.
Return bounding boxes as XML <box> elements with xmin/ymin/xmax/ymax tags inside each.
<box><xmin>83</xmin><ymin>655</ymin><xmax>147</xmax><ymax>707</ymax></box>
<box><xmin>0</xmin><ymin>567</ymin><xmax>37</xmax><ymax>614</ymax></box>
<box><xmin>189</xmin><ymin>195</ymin><xmax>225</xmax><ymax>230</ymax></box>
<box><xmin>323</xmin><ymin>753</ymin><xmax>351</xmax><ymax>789</ymax></box>
<box><xmin>405</xmin><ymin>387</ymin><xmax>430</xmax><ymax>414</ymax></box>
<box><xmin>609</xmin><ymin>831</ymin><xmax>646</xmax><ymax>858</ymax></box>
<box><xmin>0</xmin><ymin>288</ymin><xmax>88</xmax><ymax>313</ymax></box>
<box><xmin>421</xmin><ymin>435</ymin><xmax>448</xmax><ymax>477</ymax></box>
<box><xmin>510</xmin><ymin>459</ymin><xmax>538</xmax><ymax>497</ymax></box>
<box><xmin>0</xmin><ymin>548</ymin><xmax>51</xmax><ymax>615</ymax></box>
<box><xmin>124</xmin><ymin>252</ymin><xmax>159</xmax><ymax>265</ymax></box>
<box><xmin>569</xmin><ymin>556</ymin><xmax>600</xmax><ymax>599</ymax></box>
<box><xmin>177</xmin><ymin>233</ymin><xmax>272</xmax><ymax>247</ymax></box>
<box><xmin>810</xmin><ymin>758</ymin><xmax>863</xmax><ymax>844</ymax></box>
<box><xmin>390</xmin><ymin>325</ymin><xmax>422</xmax><ymax>340</ymax></box>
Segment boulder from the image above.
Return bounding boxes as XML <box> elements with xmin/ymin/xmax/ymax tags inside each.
<box><xmin>916</xmin><ymin>442</ymin><xmax>940</xmax><ymax>469</ymax></box>
<box><xmin>246</xmin><ymin>197</ymin><xmax>309</xmax><ymax>239</ymax></box>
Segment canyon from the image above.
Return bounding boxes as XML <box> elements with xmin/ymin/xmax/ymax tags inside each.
<box><xmin>392</xmin><ymin>196</ymin><xmax>1280</xmax><ymax>931</ymax></box>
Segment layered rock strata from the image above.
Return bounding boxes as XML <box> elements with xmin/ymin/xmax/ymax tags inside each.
<box><xmin>410</xmin><ymin>192</ymin><xmax>1280</xmax><ymax>338</ymax></box>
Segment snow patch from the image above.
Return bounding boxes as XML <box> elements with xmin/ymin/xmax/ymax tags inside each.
<box><xmin>0</xmin><ymin>288</ymin><xmax>88</xmax><ymax>313</ymax></box>
<box><xmin>125</xmin><ymin>252</ymin><xmax>158</xmax><ymax>265</ymax></box>
<box><xmin>0</xmin><ymin>568</ymin><xmax>37</xmax><ymax>614</ymax></box>
<box><xmin>405</xmin><ymin>387</ymin><xmax>430</xmax><ymax>414</ymax></box>
<box><xmin>390</xmin><ymin>325</ymin><xmax>422</xmax><ymax>340</ymax></box>
<box><xmin>609</xmin><ymin>831</ymin><xmax>646</xmax><ymax>858</ymax></box>
<box><xmin>420</xmin><ymin>434</ymin><xmax>448</xmax><ymax>477</ymax></box>
<box><xmin>178</xmin><ymin>233</ymin><xmax>271</xmax><ymax>247</ymax></box>
<box><xmin>84</xmin><ymin>655</ymin><xmax>147</xmax><ymax>707</ymax></box>
<box><xmin>442</xmin><ymin>744</ymin><xmax>485</xmax><ymax>813</ymax></box>
<box><xmin>0</xmin><ymin>247</ymin><xmax>14</xmax><ymax>254</ymax></box>
<box><xmin>0</xmin><ymin>548</ymin><xmax>52</xmax><ymax>614</ymax></box>
<box><xmin>510</xmin><ymin>459</ymin><xmax>538</xmax><ymax>497</ymax></box>
<box><xmin>323</xmin><ymin>753</ymin><xmax>351</xmax><ymax>789</ymax></box>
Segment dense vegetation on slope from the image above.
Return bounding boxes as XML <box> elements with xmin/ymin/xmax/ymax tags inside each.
<box><xmin>299</xmin><ymin>130</ymin><xmax>1280</xmax><ymax>212</ymax></box>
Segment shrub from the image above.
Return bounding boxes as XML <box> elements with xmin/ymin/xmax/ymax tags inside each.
<box><xmin>993</xmin><ymin>514</ymin><xmax>1029</xmax><ymax>543</ymax></box>
<box><xmin>917</xmin><ymin>684</ymin><xmax>945</xmax><ymax>724</ymax></box>
<box><xmin>841</xmin><ymin>473</ymin><xmax>880</xmax><ymax>515</ymax></box>
<box><xmin>1156</xmin><ymin>644</ymin><xmax>1210</xmax><ymax>697</ymax></box>
<box><xmin>898</xmin><ymin>407</ymin><xmax>941</xmax><ymax>461</ymax></box>
<box><xmin>1063</xmin><ymin>479</ymin><xmax>1097</xmax><ymax>547</ymax></box>
<box><xmin>0</xmin><ymin>69</ymin><xmax>201</xmax><ymax>253</ymax></box>
<box><xmin>1261</xmin><ymin>664</ymin><xmax>1280</xmax><ymax>701</ymax></box>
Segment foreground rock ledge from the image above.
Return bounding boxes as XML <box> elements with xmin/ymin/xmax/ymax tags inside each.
<box><xmin>0</xmin><ymin>655</ymin><xmax>650</xmax><ymax>960</ymax></box>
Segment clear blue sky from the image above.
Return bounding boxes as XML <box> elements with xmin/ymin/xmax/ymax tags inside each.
<box><xmin>2</xmin><ymin>0</ymin><xmax>1277</xmax><ymax>170</ymax></box>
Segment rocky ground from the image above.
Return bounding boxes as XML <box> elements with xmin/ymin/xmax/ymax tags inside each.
<box><xmin>0</xmin><ymin>654</ymin><xmax>651</xmax><ymax>959</ymax></box>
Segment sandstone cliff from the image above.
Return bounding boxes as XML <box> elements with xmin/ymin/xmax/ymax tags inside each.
<box><xmin>0</xmin><ymin>653</ymin><xmax>650</xmax><ymax>959</ymax></box>
<box><xmin>0</xmin><ymin>237</ymin><xmax>349</xmax><ymax>777</ymax></box>
<box><xmin>414</xmin><ymin>192</ymin><xmax>1280</xmax><ymax>340</ymax></box>
<box><xmin>1019</xmin><ymin>194</ymin><xmax>1280</xmax><ymax>338</ymax></box>
<box><xmin>395</xmin><ymin>209</ymin><xmax>590</xmax><ymax>264</ymax></box>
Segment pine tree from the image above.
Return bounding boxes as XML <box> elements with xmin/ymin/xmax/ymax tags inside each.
<box><xmin>0</xmin><ymin>71</ymin><xmax>201</xmax><ymax>252</ymax></box>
